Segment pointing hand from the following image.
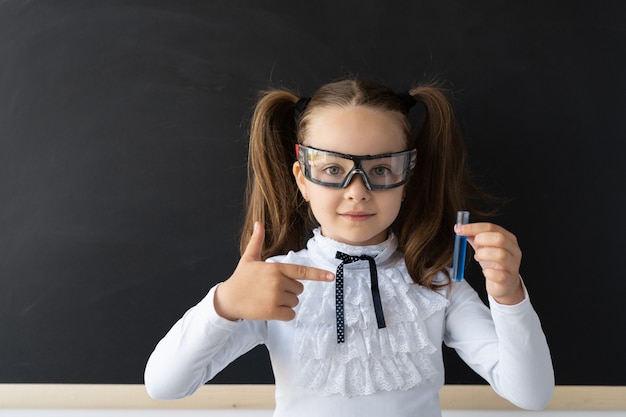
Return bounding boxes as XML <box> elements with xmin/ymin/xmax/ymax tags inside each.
<box><xmin>214</xmin><ymin>222</ymin><xmax>335</xmax><ymax>321</ymax></box>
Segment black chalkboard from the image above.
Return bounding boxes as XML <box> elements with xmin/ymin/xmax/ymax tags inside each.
<box><xmin>1</xmin><ymin>0</ymin><xmax>624</xmax><ymax>385</ymax></box>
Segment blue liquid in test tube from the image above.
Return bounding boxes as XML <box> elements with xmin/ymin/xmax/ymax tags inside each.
<box><xmin>452</xmin><ymin>211</ymin><xmax>470</xmax><ymax>282</ymax></box>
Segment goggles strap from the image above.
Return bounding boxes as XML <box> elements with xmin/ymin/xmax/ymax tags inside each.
<box><xmin>334</xmin><ymin>251</ymin><xmax>387</xmax><ymax>344</ymax></box>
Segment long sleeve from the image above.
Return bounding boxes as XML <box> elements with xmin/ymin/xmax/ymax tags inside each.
<box><xmin>443</xmin><ymin>279</ymin><xmax>554</xmax><ymax>410</ymax></box>
<box><xmin>144</xmin><ymin>285</ymin><xmax>267</xmax><ymax>400</ymax></box>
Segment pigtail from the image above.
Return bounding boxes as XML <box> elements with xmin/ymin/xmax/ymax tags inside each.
<box><xmin>397</xmin><ymin>83</ymin><xmax>494</xmax><ymax>288</ymax></box>
<box><xmin>240</xmin><ymin>90</ymin><xmax>311</xmax><ymax>259</ymax></box>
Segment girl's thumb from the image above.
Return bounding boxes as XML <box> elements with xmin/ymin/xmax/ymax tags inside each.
<box><xmin>242</xmin><ymin>221</ymin><xmax>265</xmax><ymax>261</ymax></box>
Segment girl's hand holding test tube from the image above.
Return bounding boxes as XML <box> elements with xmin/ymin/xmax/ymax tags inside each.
<box><xmin>454</xmin><ymin>218</ymin><xmax>525</xmax><ymax>305</ymax></box>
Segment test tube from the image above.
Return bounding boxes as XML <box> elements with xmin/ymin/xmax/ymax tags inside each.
<box><xmin>452</xmin><ymin>211</ymin><xmax>470</xmax><ymax>282</ymax></box>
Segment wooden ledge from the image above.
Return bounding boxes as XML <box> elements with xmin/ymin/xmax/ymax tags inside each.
<box><xmin>0</xmin><ymin>384</ymin><xmax>624</xmax><ymax>410</ymax></box>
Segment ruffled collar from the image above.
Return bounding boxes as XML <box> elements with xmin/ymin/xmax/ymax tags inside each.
<box><xmin>306</xmin><ymin>228</ymin><xmax>400</xmax><ymax>268</ymax></box>
<box><xmin>292</xmin><ymin>228</ymin><xmax>449</xmax><ymax>397</ymax></box>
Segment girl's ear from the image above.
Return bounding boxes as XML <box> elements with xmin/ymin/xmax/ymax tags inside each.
<box><xmin>292</xmin><ymin>161</ymin><xmax>309</xmax><ymax>201</ymax></box>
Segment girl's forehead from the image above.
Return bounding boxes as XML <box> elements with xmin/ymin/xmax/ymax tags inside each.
<box><xmin>302</xmin><ymin>105</ymin><xmax>407</xmax><ymax>154</ymax></box>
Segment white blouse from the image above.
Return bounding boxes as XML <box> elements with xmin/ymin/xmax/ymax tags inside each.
<box><xmin>145</xmin><ymin>229</ymin><xmax>554</xmax><ymax>416</ymax></box>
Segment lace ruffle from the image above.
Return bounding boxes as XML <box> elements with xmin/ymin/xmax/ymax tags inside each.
<box><xmin>291</xmin><ymin>229</ymin><xmax>449</xmax><ymax>397</ymax></box>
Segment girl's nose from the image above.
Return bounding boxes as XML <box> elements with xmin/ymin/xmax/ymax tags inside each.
<box><xmin>344</xmin><ymin>173</ymin><xmax>370</xmax><ymax>201</ymax></box>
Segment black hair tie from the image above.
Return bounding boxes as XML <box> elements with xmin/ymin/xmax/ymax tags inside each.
<box><xmin>294</xmin><ymin>97</ymin><xmax>311</xmax><ymax>123</ymax></box>
<box><xmin>395</xmin><ymin>92</ymin><xmax>417</xmax><ymax>114</ymax></box>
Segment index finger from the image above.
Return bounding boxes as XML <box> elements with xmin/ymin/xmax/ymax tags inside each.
<box><xmin>455</xmin><ymin>222</ymin><xmax>514</xmax><ymax>239</ymax></box>
<box><xmin>278</xmin><ymin>263</ymin><xmax>335</xmax><ymax>282</ymax></box>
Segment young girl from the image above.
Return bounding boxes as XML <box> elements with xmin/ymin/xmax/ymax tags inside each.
<box><xmin>144</xmin><ymin>79</ymin><xmax>554</xmax><ymax>416</ymax></box>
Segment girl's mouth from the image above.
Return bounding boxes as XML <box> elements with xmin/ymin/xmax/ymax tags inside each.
<box><xmin>340</xmin><ymin>212</ymin><xmax>373</xmax><ymax>221</ymax></box>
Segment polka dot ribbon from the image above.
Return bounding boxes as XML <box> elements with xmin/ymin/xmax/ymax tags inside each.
<box><xmin>334</xmin><ymin>251</ymin><xmax>387</xmax><ymax>343</ymax></box>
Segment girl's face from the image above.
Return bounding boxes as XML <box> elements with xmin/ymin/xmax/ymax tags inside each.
<box><xmin>293</xmin><ymin>105</ymin><xmax>408</xmax><ymax>246</ymax></box>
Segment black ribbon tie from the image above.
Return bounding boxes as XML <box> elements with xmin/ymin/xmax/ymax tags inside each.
<box><xmin>334</xmin><ymin>251</ymin><xmax>387</xmax><ymax>343</ymax></box>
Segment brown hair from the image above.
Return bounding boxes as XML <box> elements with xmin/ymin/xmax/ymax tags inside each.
<box><xmin>240</xmin><ymin>79</ymin><xmax>494</xmax><ymax>289</ymax></box>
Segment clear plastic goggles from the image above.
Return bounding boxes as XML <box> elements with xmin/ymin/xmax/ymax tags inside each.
<box><xmin>296</xmin><ymin>144</ymin><xmax>417</xmax><ymax>190</ymax></box>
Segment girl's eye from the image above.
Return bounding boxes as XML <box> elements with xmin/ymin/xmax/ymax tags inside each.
<box><xmin>371</xmin><ymin>166</ymin><xmax>391</xmax><ymax>176</ymax></box>
<box><xmin>324</xmin><ymin>166</ymin><xmax>344</xmax><ymax>176</ymax></box>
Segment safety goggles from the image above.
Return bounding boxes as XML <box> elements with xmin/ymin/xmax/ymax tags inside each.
<box><xmin>296</xmin><ymin>144</ymin><xmax>417</xmax><ymax>190</ymax></box>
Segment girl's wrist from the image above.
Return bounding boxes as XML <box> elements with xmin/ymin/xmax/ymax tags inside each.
<box><xmin>491</xmin><ymin>277</ymin><xmax>525</xmax><ymax>305</ymax></box>
<box><xmin>213</xmin><ymin>283</ymin><xmax>241</xmax><ymax>321</ymax></box>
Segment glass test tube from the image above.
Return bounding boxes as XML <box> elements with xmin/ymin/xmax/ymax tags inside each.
<box><xmin>452</xmin><ymin>211</ymin><xmax>470</xmax><ymax>282</ymax></box>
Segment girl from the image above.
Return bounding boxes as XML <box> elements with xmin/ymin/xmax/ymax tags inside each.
<box><xmin>144</xmin><ymin>79</ymin><xmax>554</xmax><ymax>416</ymax></box>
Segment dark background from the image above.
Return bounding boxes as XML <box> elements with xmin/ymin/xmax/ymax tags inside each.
<box><xmin>1</xmin><ymin>0</ymin><xmax>624</xmax><ymax>385</ymax></box>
